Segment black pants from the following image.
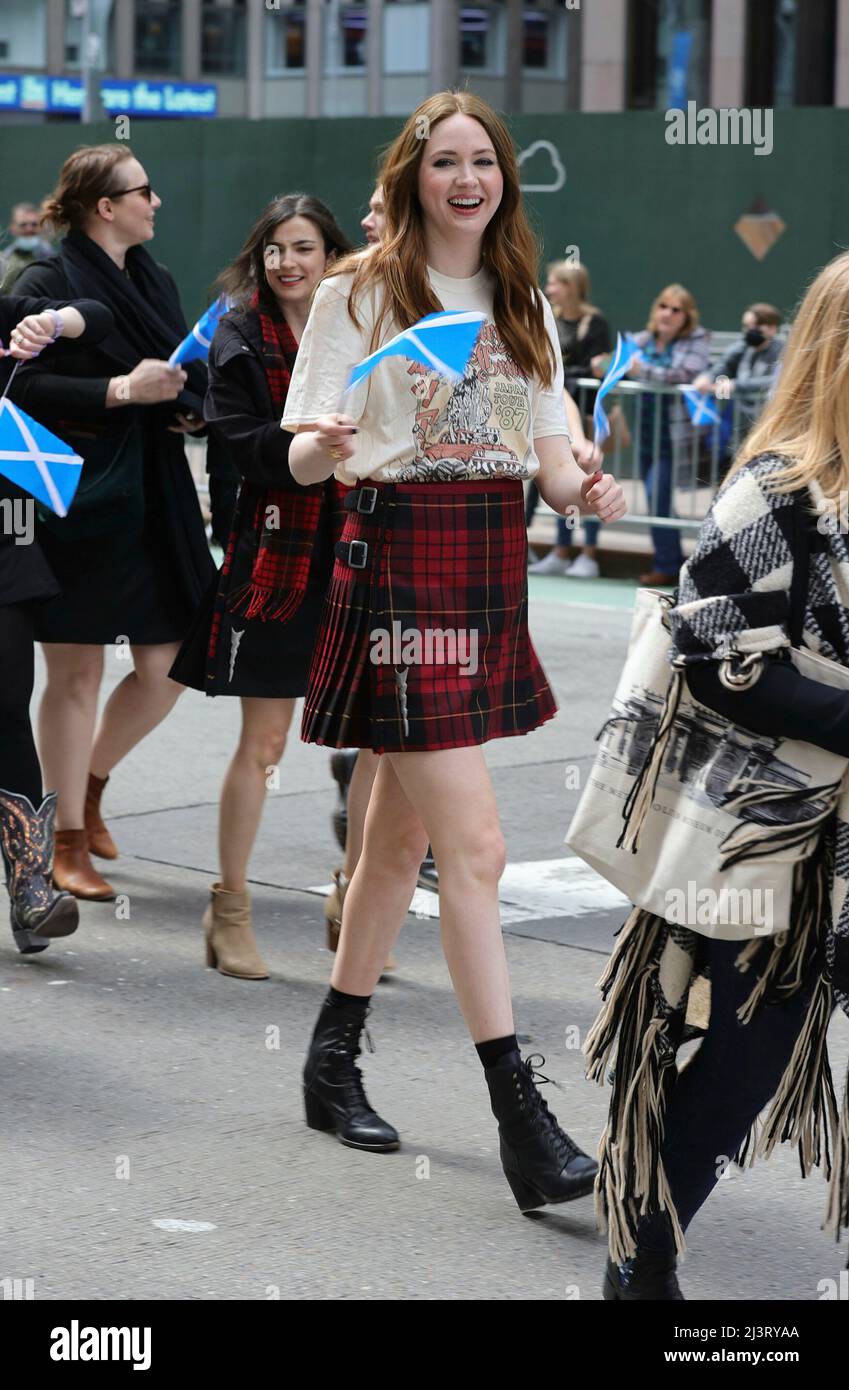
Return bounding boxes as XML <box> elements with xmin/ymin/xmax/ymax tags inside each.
<box><xmin>638</xmin><ymin>935</ymin><xmax>819</xmax><ymax>1252</ymax></box>
<box><xmin>0</xmin><ymin>601</ymin><xmax>42</xmax><ymax>805</ymax></box>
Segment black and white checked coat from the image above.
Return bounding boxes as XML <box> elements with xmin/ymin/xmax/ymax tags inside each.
<box><xmin>669</xmin><ymin>451</ymin><xmax>849</xmax><ymax>1016</ymax></box>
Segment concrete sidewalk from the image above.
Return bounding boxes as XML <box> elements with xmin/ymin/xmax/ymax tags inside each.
<box><xmin>2</xmin><ymin>587</ymin><xmax>846</xmax><ymax>1301</ymax></box>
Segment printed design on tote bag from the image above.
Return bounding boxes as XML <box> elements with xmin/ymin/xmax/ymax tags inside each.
<box><xmin>597</xmin><ymin>683</ymin><xmax>832</xmax><ymax>831</ymax></box>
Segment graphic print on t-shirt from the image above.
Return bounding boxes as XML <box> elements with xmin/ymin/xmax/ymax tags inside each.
<box><xmin>395</xmin><ymin>321</ymin><xmax>533</xmax><ymax>482</ymax></box>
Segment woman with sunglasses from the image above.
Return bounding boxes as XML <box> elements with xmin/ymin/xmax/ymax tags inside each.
<box><xmin>592</xmin><ymin>284</ymin><xmax>710</xmax><ymax>587</ymax></box>
<box><xmin>10</xmin><ymin>144</ymin><xmax>215</xmax><ymax>900</ymax></box>
<box><xmin>282</xmin><ymin>92</ymin><xmax>625</xmax><ymax>1210</ymax></box>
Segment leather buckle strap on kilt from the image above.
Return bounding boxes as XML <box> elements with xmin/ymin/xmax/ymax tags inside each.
<box><xmin>335</xmin><ymin>538</ymin><xmax>369</xmax><ymax>569</ymax></box>
<box><xmin>344</xmin><ymin>486</ymin><xmax>379</xmax><ymax>514</ymax></box>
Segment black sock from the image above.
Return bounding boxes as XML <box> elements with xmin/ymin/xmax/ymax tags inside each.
<box><xmin>325</xmin><ymin>986</ymin><xmax>371</xmax><ymax>1012</ymax></box>
<box><xmin>475</xmin><ymin>1034</ymin><xmax>518</xmax><ymax>1069</ymax></box>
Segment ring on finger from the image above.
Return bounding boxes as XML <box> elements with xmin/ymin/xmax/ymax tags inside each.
<box><xmin>329</xmin><ymin>446</ymin><xmax>342</xmax><ymax>461</ymax></box>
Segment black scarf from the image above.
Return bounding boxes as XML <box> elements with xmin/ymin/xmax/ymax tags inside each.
<box><xmin>59</xmin><ymin>228</ymin><xmax>207</xmax><ymax>413</ymax></box>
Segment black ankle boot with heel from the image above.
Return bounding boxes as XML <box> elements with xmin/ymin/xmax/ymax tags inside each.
<box><xmin>485</xmin><ymin>1050</ymin><xmax>597</xmax><ymax>1211</ymax></box>
<box><xmin>603</xmin><ymin>1251</ymin><xmax>685</xmax><ymax>1300</ymax></box>
<box><xmin>303</xmin><ymin>999</ymin><xmax>400</xmax><ymax>1152</ymax></box>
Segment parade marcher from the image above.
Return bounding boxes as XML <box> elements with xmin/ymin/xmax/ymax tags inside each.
<box><xmin>10</xmin><ymin>144</ymin><xmax>216</xmax><ymax>901</ymax></box>
<box><xmin>0</xmin><ymin>296</ymin><xmax>113</xmax><ymax>951</ymax></box>
<box><xmin>593</xmin><ymin>253</ymin><xmax>849</xmax><ymax>1300</ymax></box>
<box><xmin>282</xmin><ymin>92</ymin><xmax>626</xmax><ymax>1208</ymax></box>
<box><xmin>169</xmin><ymin>193</ymin><xmax>354</xmax><ymax>978</ymax></box>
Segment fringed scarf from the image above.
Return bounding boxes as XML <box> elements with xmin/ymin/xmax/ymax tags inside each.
<box><xmin>585</xmin><ymin>453</ymin><xmax>849</xmax><ymax>1262</ymax></box>
<box><xmin>226</xmin><ymin>292</ymin><xmax>324</xmax><ymax>623</ymax></box>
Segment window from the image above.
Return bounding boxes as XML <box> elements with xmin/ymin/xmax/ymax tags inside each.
<box><xmin>266</xmin><ymin>2</ymin><xmax>306</xmax><ymax>74</ymax></box>
<box><xmin>626</xmin><ymin>0</ymin><xmax>711</xmax><ymax>111</ymax></box>
<box><xmin>523</xmin><ymin>13</ymin><xmax>549</xmax><ymax>69</ymax></box>
<box><xmin>384</xmin><ymin>3</ymin><xmax>429</xmax><ymax>74</ymax></box>
<box><xmin>0</xmin><ymin>0</ymin><xmax>47</xmax><ymax>70</ymax></box>
<box><xmin>325</xmin><ymin>4</ymin><xmax>367</xmax><ymax>71</ymax></box>
<box><xmin>202</xmin><ymin>3</ymin><xmax>247</xmax><ymax>77</ymax></box>
<box><xmin>135</xmin><ymin>1</ymin><xmax>182</xmax><ymax>75</ymax></box>
<box><xmin>745</xmin><ymin>0</ymin><xmax>836</xmax><ymax>107</ymax></box>
<box><xmin>460</xmin><ymin>7</ymin><xmax>489</xmax><ymax>68</ymax></box>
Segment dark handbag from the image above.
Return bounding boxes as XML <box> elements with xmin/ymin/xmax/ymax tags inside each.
<box><xmin>38</xmin><ymin>422</ymin><xmax>145</xmax><ymax>540</ymax></box>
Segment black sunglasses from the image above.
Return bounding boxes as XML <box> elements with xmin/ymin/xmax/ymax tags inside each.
<box><xmin>105</xmin><ymin>182</ymin><xmax>153</xmax><ymax>202</ymax></box>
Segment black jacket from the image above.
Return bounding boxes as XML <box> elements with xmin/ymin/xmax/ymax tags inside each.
<box><xmin>0</xmin><ymin>294</ymin><xmax>113</xmax><ymax>606</ymax></box>
<box><xmin>10</xmin><ymin>251</ymin><xmax>215</xmax><ymax>610</ymax></box>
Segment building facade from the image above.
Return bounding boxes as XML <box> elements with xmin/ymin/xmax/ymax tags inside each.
<box><xmin>0</xmin><ymin>0</ymin><xmax>846</xmax><ymax>121</ymax></box>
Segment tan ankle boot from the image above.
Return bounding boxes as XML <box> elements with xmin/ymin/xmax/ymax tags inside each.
<box><xmin>53</xmin><ymin>829</ymin><xmax>115</xmax><ymax>900</ymax></box>
<box><xmin>324</xmin><ymin>868</ymin><xmax>396</xmax><ymax>972</ymax></box>
<box><xmin>85</xmin><ymin>773</ymin><xmax>118</xmax><ymax>860</ymax></box>
<box><xmin>203</xmin><ymin>882</ymin><xmax>269</xmax><ymax>980</ymax></box>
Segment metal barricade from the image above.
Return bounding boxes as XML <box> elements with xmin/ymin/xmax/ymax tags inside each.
<box><xmin>569</xmin><ymin>376</ymin><xmax>773</xmax><ymax>535</ymax></box>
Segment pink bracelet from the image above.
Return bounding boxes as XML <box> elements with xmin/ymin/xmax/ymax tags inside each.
<box><xmin>46</xmin><ymin>309</ymin><xmax>64</xmax><ymax>340</ymax></box>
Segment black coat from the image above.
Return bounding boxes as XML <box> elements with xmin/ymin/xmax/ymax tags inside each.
<box><xmin>0</xmin><ymin>294</ymin><xmax>113</xmax><ymax>606</ymax></box>
<box><xmin>169</xmin><ymin>308</ymin><xmax>340</xmax><ymax>694</ymax></box>
<box><xmin>11</xmin><ymin>245</ymin><xmax>215</xmax><ymax>614</ymax></box>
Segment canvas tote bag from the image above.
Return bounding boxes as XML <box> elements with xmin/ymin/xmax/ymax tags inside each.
<box><xmin>566</xmin><ymin>494</ymin><xmax>849</xmax><ymax>939</ymax></box>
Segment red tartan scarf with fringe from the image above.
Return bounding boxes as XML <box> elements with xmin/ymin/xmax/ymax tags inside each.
<box><xmin>229</xmin><ymin>292</ymin><xmax>323</xmax><ymax>623</ymax></box>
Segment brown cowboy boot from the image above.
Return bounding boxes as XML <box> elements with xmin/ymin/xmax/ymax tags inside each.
<box><xmin>85</xmin><ymin>773</ymin><xmax>119</xmax><ymax>860</ymax></box>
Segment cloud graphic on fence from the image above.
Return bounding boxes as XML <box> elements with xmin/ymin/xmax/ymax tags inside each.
<box><xmin>518</xmin><ymin>140</ymin><xmax>566</xmax><ymax>193</ymax></box>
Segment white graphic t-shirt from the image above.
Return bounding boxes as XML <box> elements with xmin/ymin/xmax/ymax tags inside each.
<box><xmin>280</xmin><ymin>263</ymin><xmax>570</xmax><ymax>484</ymax></box>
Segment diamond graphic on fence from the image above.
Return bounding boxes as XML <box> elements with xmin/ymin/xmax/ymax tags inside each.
<box><xmin>734</xmin><ymin>196</ymin><xmax>786</xmax><ymax>261</ymax></box>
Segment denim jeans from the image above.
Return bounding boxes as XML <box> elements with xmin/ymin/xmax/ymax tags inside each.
<box><xmin>640</xmin><ymin>447</ymin><xmax>683</xmax><ymax>575</ymax></box>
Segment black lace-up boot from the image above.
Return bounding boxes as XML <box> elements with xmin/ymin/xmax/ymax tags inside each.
<box><xmin>303</xmin><ymin>1000</ymin><xmax>400</xmax><ymax>1152</ymax></box>
<box><xmin>485</xmin><ymin>1051</ymin><xmax>597</xmax><ymax>1210</ymax></box>
<box><xmin>0</xmin><ymin>788</ymin><xmax>79</xmax><ymax>955</ymax></box>
<box><xmin>603</xmin><ymin>1251</ymin><xmax>685</xmax><ymax>1300</ymax></box>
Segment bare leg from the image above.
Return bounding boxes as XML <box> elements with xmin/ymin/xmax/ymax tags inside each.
<box><xmin>334</xmin><ymin>746</ymin><xmax>512</xmax><ymax>1043</ymax></box>
<box><xmin>38</xmin><ymin>644</ymin><xmax>104</xmax><ymax>829</ymax></box>
<box><xmin>331</xmin><ymin>756</ymin><xmax>429</xmax><ymax>993</ymax></box>
<box><xmin>218</xmin><ymin>697</ymin><xmax>297</xmax><ymax>892</ymax></box>
<box><xmin>90</xmin><ymin>642</ymin><xmax>184</xmax><ymax>778</ymax></box>
<box><xmin>342</xmin><ymin>748</ymin><xmax>380</xmax><ymax>878</ymax></box>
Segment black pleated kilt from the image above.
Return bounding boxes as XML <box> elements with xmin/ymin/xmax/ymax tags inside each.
<box><xmin>301</xmin><ymin>478</ymin><xmax>557</xmax><ymax>752</ymax></box>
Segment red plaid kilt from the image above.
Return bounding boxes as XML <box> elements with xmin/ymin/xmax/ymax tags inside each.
<box><xmin>301</xmin><ymin>478</ymin><xmax>557</xmax><ymax>751</ymax></box>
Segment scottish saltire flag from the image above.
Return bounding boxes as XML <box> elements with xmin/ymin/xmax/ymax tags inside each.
<box><xmin>0</xmin><ymin>398</ymin><xmax>83</xmax><ymax>516</ymax></box>
<box><xmin>344</xmin><ymin>310</ymin><xmax>486</xmax><ymax>393</ymax></box>
<box><xmin>592</xmin><ymin>333</ymin><xmax>639</xmax><ymax>445</ymax></box>
<box><xmin>681</xmin><ymin>386</ymin><xmax>722</xmax><ymax>427</ymax></box>
<box><xmin>169</xmin><ymin>295</ymin><xmax>229</xmax><ymax>366</ymax></box>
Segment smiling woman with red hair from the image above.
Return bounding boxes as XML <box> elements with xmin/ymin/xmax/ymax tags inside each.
<box><xmin>281</xmin><ymin>90</ymin><xmax>626</xmax><ymax>1210</ymax></box>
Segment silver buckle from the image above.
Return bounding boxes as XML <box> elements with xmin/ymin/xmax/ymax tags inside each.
<box><xmin>357</xmin><ymin>487</ymin><xmax>378</xmax><ymax>514</ymax></box>
<box><xmin>348</xmin><ymin>540</ymin><xmax>368</xmax><ymax>569</ymax></box>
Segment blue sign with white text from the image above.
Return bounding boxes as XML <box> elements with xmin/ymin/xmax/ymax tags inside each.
<box><xmin>0</xmin><ymin>74</ymin><xmax>217</xmax><ymax>118</ymax></box>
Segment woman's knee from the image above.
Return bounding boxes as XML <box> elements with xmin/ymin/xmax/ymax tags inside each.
<box><xmin>45</xmin><ymin>649</ymin><xmax>103</xmax><ymax>701</ymax></box>
<box><xmin>239</xmin><ymin>727</ymin><xmax>289</xmax><ymax>771</ymax></box>
<box><xmin>364</xmin><ymin>816</ymin><xmax>429</xmax><ymax>878</ymax></box>
<box><xmin>435</xmin><ymin>825</ymin><xmax>507</xmax><ymax>885</ymax></box>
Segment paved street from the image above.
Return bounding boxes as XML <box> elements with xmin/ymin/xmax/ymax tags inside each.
<box><xmin>3</xmin><ymin>577</ymin><xmax>847</xmax><ymax>1302</ymax></box>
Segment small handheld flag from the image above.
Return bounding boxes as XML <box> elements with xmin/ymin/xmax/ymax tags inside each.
<box><xmin>344</xmin><ymin>309</ymin><xmax>486</xmax><ymax>395</ymax></box>
<box><xmin>169</xmin><ymin>296</ymin><xmax>230</xmax><ymax>367</ymax></box>
<box><xmin>681</xmin><ymin>386</ymin><xmax>722</xmax><ymax>427</ymax></box>
<box><xmin>0</xmin><ymin>397</ymin><xmax>83</xmax><ymax>516</ymax></box>
<box><xmin>592</xmin><ymin>333</ymin><xmax>639</xmax><ymax>446</ymax></box>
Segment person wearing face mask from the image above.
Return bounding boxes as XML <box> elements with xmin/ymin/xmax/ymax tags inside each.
<box><xmin>693</xmin><ymin>302</ymin><xmax>783</xmax><ymax>432</ymax></box>
<box><xmin>9</xmin><ymin>144</ymin><xmax>216</xmax><ymax>901</ymax></box>
<box><xmin>169</xmin><ymin>194</ymin><xmax>355</xmax><ymax>978</ymax></box>
<box><xmin>0</xmin><ymin>204</ymin><xmax>54</xmax><ymax>293</ymax></box>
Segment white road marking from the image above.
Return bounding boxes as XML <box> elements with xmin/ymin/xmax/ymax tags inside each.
<box><xmin>152</xmin><ymin>1219</ymin><xmax>218</xmax><ymax>1233</ymax></box>
<box><xmin>310</xmin><ymin>857</ymin><xmax>628</xmax><ymax>924</ymax></box>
